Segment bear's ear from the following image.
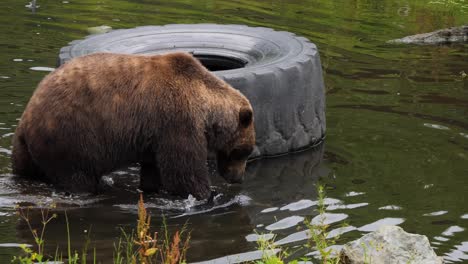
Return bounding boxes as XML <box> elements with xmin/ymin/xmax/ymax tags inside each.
<box><xmin>239</xmin><ymin>107</ymin><xmax>253</xmax><ymax>128</ymax></box>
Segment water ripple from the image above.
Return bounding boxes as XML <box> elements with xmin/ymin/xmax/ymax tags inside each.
<box><xmin>424</xmin><ymin>211</ymin><xmax>448</xmax><ymax>216</ymax></box>
<box><xmin>444</xmin><ymin>241</ymin><xmax>468</xmax><ymax>262</ymax></box>
<box><xmin>266</xmin><ymin>216</ymin><xmax>304</xmax><ymax>231</ymax></box>
<box><xmin>378</xmin><ymin>205</ymin><xmax>402</xmax><ymax>210</ymax></box>
<box><xmin>442</xmin><ymin>226</ymin><xmax>465</xmax><ymax>237</ymax></box>
<box><xmin>326</xmin><ymin>225</ymin><xmax>357</xmax><ymax>239</ymax></box>
<box><xmin>327</xmin><ymin>202</ymin><xmax>368</xmax><ymax>210</ymax></box>
<box><xmin>310</xmin><ymin>213</ymin><xmax>348</xmax><ymax>226</ymax></box>
<box><xmin>275</xmin><ymin>230</ymin><xmax>309</xmax><ymax>245</ymax></box>
<box><xmin>0</xmin><ymin>243</ymin><xmax>32</xmax><ymax>248</ymax></box>
<box><xmin>0</xmin><ymin>147</ymin><xmax>11</xmax><ymax>155</ymax></box>
<box><xmin>30</xmin><ymin>66</ymin><xmax>55</xmax><ymax>72</ymax></box>
<box><xmin>423</xmin><ymin>123</ymin><xmax>450</xmax><ymax>130</ymax></box>
<box><xmin>435</xmin><ymin>236</ymin><xmax>449</xmax><ymax>242</ymax></box>
<box><xmin>192</xmin><ymin>249</ymin><xmax>280</xmax><ymax>264</ymax></box>
<box><xmin>245</xmin><ymin>233</ymin><xmax>274</xmax><ymax>242</ymax></box>
<box><xmin>357</xmin><ymin>218</ymin><xmax>405</xmax><ymax>232</ymax></box>
<box><xmin>345</xmin><ymin>191</ymin><xmax>365</xmax><ymax>197</ymax></box>
<box><xmin>116</xmin><ymin>194</ymin><xmax>252</xmax><ymax>218</ymax></box>
<box><xmin>280</xmin><ymin>199</ymin><xmax>315</xmax><ymax>211</ymax></box>
<box><xmin>261</xmin><ymin>207</ymin><xmax>278</xmax><ymax>213</ymax></box>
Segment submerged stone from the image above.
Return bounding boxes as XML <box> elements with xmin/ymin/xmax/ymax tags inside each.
<box><xmin>340</xmin><ymin>225</ymin><xmax>444</xmax><ymax>264</ymax></box>
<box><xmin>388</xmin><ymin>25</ymin><xmax>467</xmax><ymax>45</ymax></box>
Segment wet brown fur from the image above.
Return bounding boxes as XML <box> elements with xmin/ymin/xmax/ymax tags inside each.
<box><xmin>11</xmin><ymin>52</ymin><xmax>255</xmax><ymax>199</ymax></box>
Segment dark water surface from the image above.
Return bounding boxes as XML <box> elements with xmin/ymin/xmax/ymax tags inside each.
<box><xmin>0</xmin><ymin>0</ymin><xmax>467</xmax><ymax>263</ymax></box>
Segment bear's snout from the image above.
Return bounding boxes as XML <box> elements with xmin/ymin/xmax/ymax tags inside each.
<box><xmin>220</xmin><ymin>162</ymin><xmax>246</xmax><ymax>184</ymax></box>
<box><xmin>217</xmin><ymin>153</ymin><xmax>247</xmax><ymax>184</ymax></box>
<box><xmin>217</xmin><ymin>144</ymin><xmax>254</xmax><ymax>184</ymax></box>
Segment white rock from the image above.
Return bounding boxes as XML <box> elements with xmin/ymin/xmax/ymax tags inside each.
<box><xmin>340</xmin><ymin>225</ymin><xmax>444</xmax><ymax>264</ymax></box>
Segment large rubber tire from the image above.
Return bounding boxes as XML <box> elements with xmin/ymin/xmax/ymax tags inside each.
<box><xmin>58</xmin><ymin>24</ymin><xmax>326</xmax><ymax>157</ymax></box>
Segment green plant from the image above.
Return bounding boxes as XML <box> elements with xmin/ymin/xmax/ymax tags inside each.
<box><xmin>304</xmin><ymin>185</ymin><xmax>341</xmax><ymax>264</ymax></box>
<box><xmin>114</xmin><ymin>229</ymin><xmax>137</xmax><ymax>264</ymax></box>
<box><xmin>111</xmin><ymin>194</ymin><xmax>190</xmax><ymax>264</ymax></box>
<box><xmin>12</xmin><ymin>204</ymin><xmax>97</xmax><ymax>264</ymax></box>
<box><xmin>253</xmin><ymin>234</ymin><xmax>282</xmax><ymax>264</ymax></box>
<box><xmin>12</xmin><ymin>204</ymin><xmax>57</xmax><ymax>263</ymax></box>
<box><xmin>80</xmin><ymin>226</ymin><xmax>95</xmax><ymax>264</ymax></box>
<box><xmin>12</xmin><ymin>194</ymin><xmax>190</xmax><ymax>264</ymax></box>
<box><xmin>133</xmin><ymin>194</ymin><xmax>190</xmax><ymax>264</ymax></box>
<box><xmin>160</xmin><ymin>218</ymin><xmax>190</xmax><ymax>264</ymax></box>
<box><xmin>251</xmin><ymin>184</ymin><xmax>345</xmax><ymax>264</ymax></box>
<box><xmin>64</xmin><ymin>211</ymin><xmax>82</xmax><ymax>264</ymax></box>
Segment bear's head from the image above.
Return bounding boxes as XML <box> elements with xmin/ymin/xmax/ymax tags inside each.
<box><xmin>216</xmin><ymin>105</ymin><xmax>255</xmax><ymax>184</ymax></box>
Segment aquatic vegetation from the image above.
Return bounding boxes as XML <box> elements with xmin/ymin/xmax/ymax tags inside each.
<box><xmin>11</xmin><ymin>208</ymin><xmax>86</xmax><ymax>264</ymax></box>
<box><xmin>303</xmin><ymin>185</ymin><xmax>342</xmax><ymax>264</ymax></box>
<box><xmin>12</xmin><ymin>194</ymin><xmax>190</xmax><ymax>264</ymax></box>
<box><xmin>254</xmin><ymin>234</ymin><xmax>284</xmax><ymax>264</ymax></box>
<box><xmin>252</xmin><ymin>185</ymin><xmax>342</xmax><ymax>264</ymax></box>
<box><xmin>132</xmin><ymin>194</ymin><xmax>190</xmax><ymax>264</ymax></box>
<box><xmin>251</xmin><ymin>234</ymin><xmax>303</xmax><ymax>264</ymax></box>
<box><xmin>11</xmin><ymin>204</ymin><xmax>59</xmax><ymax>263</ymax></box>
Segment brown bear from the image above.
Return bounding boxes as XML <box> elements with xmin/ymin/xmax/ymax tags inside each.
<box><xmin>11</xmin><ymin>52</ymin><xmax>255</xmax><ymax>200</ymax></box>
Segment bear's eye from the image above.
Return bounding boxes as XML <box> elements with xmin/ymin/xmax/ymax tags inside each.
<box><xmin>230</xmin><ymin>147</ymin><xmax>253</xmax><ymax>160</ymax></box>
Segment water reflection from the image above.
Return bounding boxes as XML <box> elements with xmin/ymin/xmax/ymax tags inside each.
<box><xmin>327</xmin><ymin>202</ymin><xmax>368</xmax><ymax>210</ymax></box>
<box><xmin>192</xmin><ymin>249</ymin><xmax>280</xmax><ymax>264</ymax></box>
<box><xmin>442</xmin><ymin>226</ymin><xmax>465</xmax><ymax>237</ymax></box>
<box><xmin>265</xmin><ymin>216</ymin><xmax>305</xmax><ymax>231</ymax></box>
<box><xmin>0</xmin><ymin>0</ymin><xmax>467</xmax><ymax>262</ymax></box>
<box><xmin>358</xmin><ymin>218</ymin><xmax>405</xmax><ymax>232</ymax></box>
<box><xmin>260</xmin><ymin>207</ymin><xmax>278</xmax><ymax>213</ymax></box>
<box><xmin>29</xmin><ymin>66</ymin><xmax>54</xmax><ymax>72</ymax></box>
<box><xmin>334</xmin><ymin>104</ymin><xmax>468</xmax><ymax>130</ymax></box>
<box><xmin>378</xmin><ymin>205</ymin><xmax>402</xmax><ymax>210</ymax></box>
<box><xmin>310</xmin><ymin>213</ymin><xmax>348</xmax><ymax>226</ymax></box>
<box><xmin>345</xmin><ymin>191</ymin><xmax>365</xmax><ymax>197</ymax></box>
<box><xmin>425</xmin><ymin>211</ymin><xmax>449</xmax><ymax>216</ymax></box>
<box><xmin>245</xmin><ymin>233</ymin><xmax>274</xmax><ymax>242</ymax></box>
<box><xmin>0</xmin><ymin>144</ymin><xmax>326</xmax><ymax>262</ymax></box>
<box><xmin>445</xmin><ymin>242</ymin><xmax>468</xmax><ymax>262</ymax></box>
<box><xmin>25</xmin><ymin>0</ymin><xmax>39</xmax><ymax>13</ymax></box>
<box><xmin>280</xmin><ymin>199</ymin><xmax>315</xmax><ymax>211</ymax></box>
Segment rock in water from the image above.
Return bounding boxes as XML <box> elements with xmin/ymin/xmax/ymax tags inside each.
<box><xmin>388</xmin><ymin>25</ymin><xmax>467</xmax><ymax>45</ymax></box>
<box><xmin>340</xmin><ymin>225</ymin><xmax>444</xmax><ymax>264</ymax></box>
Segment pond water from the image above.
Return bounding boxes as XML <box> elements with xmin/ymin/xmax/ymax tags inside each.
<box><xmin>0</xmin><ymin>0</ymin><xmax>467</xmax><ymax>263</ymax></box>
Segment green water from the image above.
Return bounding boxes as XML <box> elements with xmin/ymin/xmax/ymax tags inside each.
<box><xmin>0</xmin><ymin>0</ymin><xmax>467</xmax><ymax>262</ymax></box>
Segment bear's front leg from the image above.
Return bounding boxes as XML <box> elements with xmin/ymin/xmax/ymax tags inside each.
<box><xmin>54</xmin><ymin>170</ymin><xmax>101</xmax><ymax>194</ymax></box>
<box><xmin>156</xmin><ymin>134</ymin><xmax>211</xmax><ymax>200</ymax></box>
<box><xmin>140</xmin><ymin>161</ymin><xmax>161</xmax><ymax>192</ymax></box>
